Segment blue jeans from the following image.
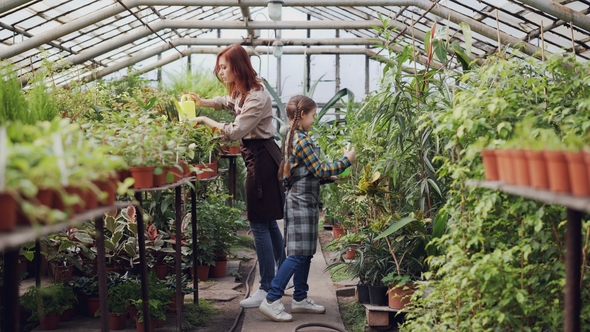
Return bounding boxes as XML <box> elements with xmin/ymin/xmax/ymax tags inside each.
<box><xmin>267</xmin><ymin>255</ymin><xmax>312</xmax><ymax>302</ymax></box>
<box><xmin>250</xmin><ymin>221</ymin><xmax>286</xmax><ymax>292</ymax></box>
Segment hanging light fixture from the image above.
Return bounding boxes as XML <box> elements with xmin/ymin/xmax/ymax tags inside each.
<box><xmin>273</xmin><ymin>40</ymin><xmax>283</xmax><ymax>58</ymax></box>
<box><xmin>267</xmin><ymin>0</ymin><xmax>284</xmax><ymax>21</ymax></box>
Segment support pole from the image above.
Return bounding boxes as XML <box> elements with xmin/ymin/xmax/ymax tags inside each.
<box><xmin>1</xmin><ymin>248</ymin><xmax>20</xmax><ymax>332</ymax></box>
<box><xmin>35</xmin><ymin>239</ymin><xmax>41</xmax><ymax>288</ymax></box>
<box><xmin>95</xmin><ymin>216</ymin><xmax>110</xmax><ymax>332</ymax></box>
<box><xmin>135</xmin><ymin>192</ymin><xmax>151</xmax><ymax>332</ymax></box>
<box><xmin>174</xmin><ymin>186</ymin><xmax>183</xmax><ymax>331</ymax></box>
<box><xmin>564</xmin><ymin>208</ymin><xmax>582</xmax><ymax>332</ymax></box>
<box><xmin>191</xmin><ymin>180</ymin><xmax>199</xmax><ymax>304</ymax></box>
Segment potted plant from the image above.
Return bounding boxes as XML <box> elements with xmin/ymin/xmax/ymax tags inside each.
<box><xmin>20</xmin><ymin>285</ymin><xmax>68</xmax><ymax>330</ymax></box>
<box><xmin>107</xmin><ymin>279</ymin><xmax>136</xmax><ymax>330</ymax></box>
<box><xmin>164</xmin><ymin>274</ymin><xmax>195</xmax><ymax>313</ymax></box>
<box><xmin>132</xmin><ymin>299</ymin><xmax>167</xmax><ymax>332</ymax></box>
<box><xmin>72</xmin><ymin>275</ymin><xmax>100</xmax><ymax>317</ymax></box>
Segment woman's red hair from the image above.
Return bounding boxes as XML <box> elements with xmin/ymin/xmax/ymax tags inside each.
<box><xmin>215</xmin><ymin>44</ymin><xmax>263</xmax><ymax>100</ymax></box>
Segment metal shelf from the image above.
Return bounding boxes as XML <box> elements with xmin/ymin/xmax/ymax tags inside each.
<box><xmin>0</xmin><ymin>202</ymin><xmax>129</xmax><ymax>252</ymax></box>
<box><xmin>465</xmin><ymin>180</ymin><xmax>590</xmax><ymax>213</ymax></box>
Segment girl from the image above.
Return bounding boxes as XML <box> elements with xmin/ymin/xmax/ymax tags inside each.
<box><xmin>189</xmin><ymin>44</ymin><xmax>286</xmax><ymax>308</ymax></box>
<box><xmin>258</xmin><ymin>95</ymin><xmax>356</xmax><ymax>322</ymax></box>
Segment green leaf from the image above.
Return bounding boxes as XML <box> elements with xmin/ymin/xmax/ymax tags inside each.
<box><xmin>459</xmin><ymin>22</ymin><xmax>472</xmax><ymax>56</ymax></box>
<box><xmin>375</xmin><ymin>217</ymin><xmax>417</xmax><ymax>240</ymax></box>
<box><xmin>105</xmin><ymin>216</ymin><xmax>117</xmax><ymax>233</ymax></box>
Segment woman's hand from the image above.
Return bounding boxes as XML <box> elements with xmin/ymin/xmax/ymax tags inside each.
<box><xmin>185</xmin><ymin>91</ymin><xmax>202</xmax><ymax>107</ymax></box>
<box><xmin>190</xmin><ymin>116</ymin><xmax>206</xmax><ymax>124</ymax></box>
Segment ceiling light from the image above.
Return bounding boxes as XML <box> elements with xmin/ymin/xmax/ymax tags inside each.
<box><xmin>267</xmin><ymin>0</ymin><xmax>284</xmax><ymax>21</ymax></box>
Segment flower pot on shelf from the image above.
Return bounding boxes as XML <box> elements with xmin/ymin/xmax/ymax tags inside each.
<box><xmin>39</xmin><ymin>312</ymin><xmax>59</xmax><ymax>330</ymax></box>
<box><xmin>368</xmin><ymin>285</ymin><xmax>389</xmax><ymax>306</ymax></box>
<box><xmin>525</xmin><ymin>150</ymin><xmax>549</xmax><ymax>190</ymax></box>
<box><xmin>96</xmin><ymin>177</ymin><xmax>117</xmax><ymax>206</ymax></box>
<box><xmin>84</xmin><ymin>187</ymin><xmax>98</xmax><ymax>210</ymax></box>
<box><xmin>356</xmin><ymin>284</ymin><xmax>370</xmax><ymax>304</ymax></box>
<box><xmin>510</xmin><ymin>149</ymin><xmax>530</xmax><ymax>186</ymax></box>
<box><xmin>543</xmin><ymin>150</ymin><xmax>570</xmax><ymax>193</ymax></box>
<box><xmin>109</xmin><ymin>312</ymin><xmax>128</xmax><ymax>330</ymax></box>
<box><xmin>495</xmin><ymin>149</ymin><xmax>516</xmax><ymax>184</ymax></box>
<box><xmin>331</xmin><ymin>223</ymin><xmax>344</xmax><ymax>239</ymax></box>
<box><xmin>565</xmin><ymin>151</ymin><xmax>590</xmax><ymax>197</ymax></box>
<box><xmin>65</xmin><ymin>186</ymin><xmax>85</xmax><ymax>214</ymax></box>
<box><xmin>481</xmin><ymin>149</ymin><xmax>499</xmax><ymax>181</ymax></box>
<box><xmin>153</xmin><ymin>171</ymin><xmax>166</xmax><ymax>188</ymax></box>
<box><xmin>0</xmin><ymin>192</ymin><xmax>17</xmax><ymax>232</ymax></box>
<box><xmin>130</xmin><ymin>166</ymin><xmax>155</xmax><ymax>189</ymax></box>
<box><xmin>387</xmin><ymin>283</ymin><xmax>416</xmax><ymax>310</ymax></box>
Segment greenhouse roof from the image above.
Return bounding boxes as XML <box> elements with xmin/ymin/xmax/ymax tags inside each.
<box><xmin>1</xmin><ymin>0</ymin><xmax>590</xmax><ymax>86</ymax></box>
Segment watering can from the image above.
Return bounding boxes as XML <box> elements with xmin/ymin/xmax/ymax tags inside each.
<box><xmin>172</xmin><ymin>94</ymin><xmax>196</xmax><ymax>121</ymax></box>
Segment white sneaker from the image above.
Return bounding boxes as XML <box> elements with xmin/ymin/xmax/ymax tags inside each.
<box><xmin>291</xmin><ymin>297</ymin><xmax>326</xmax><ymax>314</ymax></box>
<box><xmin>258</xmin><ymin>299</ymin><xmax>293</xmax><ymax>322</ymax></box>
<box><xmin>240</xmin><ymin>289</ymin><xmax>267</xmax><ymax>308</ymax></box>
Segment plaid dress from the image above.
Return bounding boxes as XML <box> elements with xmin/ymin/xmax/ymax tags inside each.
<box><xmin>284</xmin><ymin>131</ymin><xmax>350</xmax><ymax>256</ymax></box>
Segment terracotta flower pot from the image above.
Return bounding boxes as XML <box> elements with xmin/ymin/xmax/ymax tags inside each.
<box><xmin>58</xmin><ymin>307</ymin><xmax>74</xmax><ymax>322</ymax></box>
<box><xmin>206</xmin><ymin>159</ymin><xmax>219</xmax><ymax>174</ymax></box>
<box><xmin>96</xmin><ymin>178</ymin><xmax>117</xmax><ymax>206</ymax></box>
<box><xmin>510</xmin><ymin>149</ymin><xmax>530</xmax><ymax>186</ymax></box>
<box><xmin>130</xmin><ymin>166</ymin><xmax>155</xmax><ymax>189</ymax></box>
<box><xmin>209</xmin><ymin>259</ymin><xmax>228</xmax><ymax>278</ymax></box>
<box><xmin>84</xmin><ymin>187</ymin><xmax>98</xmax><ymax>210</ymax></box>
<box><xmin>388</xmin><ymin>283</ymin><xmax>416</xmax><ymax>310</ymax></box>
<box><xmin>565</xmin><ymin>151</ymin><xmax>590</xmax><ymax>197</ymax></box>
<box><xmin>152</xmin><ymin>264</ymin><xmax>169</xmax><ymax>280</ymax></box>
<box><xmin>167</xmin><ymin>294</ymin><xmax>184</xmax><ymax>313</ymax></box>
<box><xmin>65</xmin><ymin>186</ymin><xmax>86</xmax><ymax>214</ymax></box>
<box><xmin>109</xmin><ymin>312</ymin><xmax>128</xmax><ymax>330</ymax></box>
<box><xmin>496</xmin><ymin>149</ymin><xmax>516</xmax><ymax>184</ymax></box>
<box><xmin>332</xmin><ymin>223</ymin><xmax>345</xmax><ymax>239</ymax></box>
<box><xmin>345</xmin><ymin>249</ymin><xmax>356</xmax><ymax>260</ymax></box>
<box><xmin>543</xmin><ymin>150</ymin><xmax>570</xmax><ymax>193</ymax></box>
<box><xmin>86</xmin><ymin>296</ymin><xmax>101</xmax><ymax>317</ymax></box>
<box><xmin>191</xmin><ymin>265</ymin><xmax>210</xmax><ymax>282</ymax></box>
<box><xmin>51</xmin><ymin>264</ymin><xmax>73</xmax><ymax>282</ymax></box>
<box><xmin>39</xmin><ymin>312</ymin><xmax>59</xmax><ymax>330</ymax></box>
<box><xmin>481</xmin><ymin>149</ymin><xmax>499</xmax><ymax>181</ymax></box>
<box><xmin>525</xmin><ymin>150</ymin><xmax>549</xmax><ymax>190</ymax></box>
<box><xmin>129</xmin><ymin>306</ymin><xmax>138</xmax><ymax>326</ymax></box>
<box><xmin>135</xmin><ymin>319</ymin><xmax>155</xmax><ymax>332</ymax></box>
<box><xmin>165</xmin><ymin>166</ymin><xmax>183</xmax><ymax>183</ymax></box>
<box><xmin>36</xmin><ymin>188</ymin><xmax>54</xmax><ymax>208</ymax></box>
<box><xmin>0</xmin><ymin>192</ymin><xmax>17</xmax><ymax>232</ymax></box>
<box><xmin>153</xmin><ymin>170</ymin><xmax>166</xmax><ymax>187</ymax></box>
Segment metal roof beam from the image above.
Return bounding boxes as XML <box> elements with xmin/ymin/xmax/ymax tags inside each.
<box><xmin>519</xmin><ymin>0</ymin><xmax>590</xmax><ymax>34</ymax></box>
<box><xmin>47</xmin><ymin>20</ymin><xmax>400</xmax><ymax>67</ymax></box>
<box><xmin>0</xmin><ymin>0</ymin><xmax>545</xmax><ymax>61</ymax></box>
<box><xmin>238</xmin><ymin>1</ymin><xmax>257</xmax><ymax>39</ymax></box>
<box><xmin>0</xmin><ymin>0</ymin><xmax>31</xmax><ymax>15</ymax></box>
<box><xmin>69</xmin><ymin>38</ymin><xmax>440</xmax><ymax>86</ymax></box>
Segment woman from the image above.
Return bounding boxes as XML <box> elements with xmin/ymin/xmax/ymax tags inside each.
<box><xmin>188</xmin><ymin>44</ymin><xmax>285</xmax><ymax>308</ymax></box>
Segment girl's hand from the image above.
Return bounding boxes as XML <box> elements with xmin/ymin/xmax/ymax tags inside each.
<box><xmin>344</xmin><ymin>147</ymin><xmax>356</xmax><ymax>162</ymax></box>
<box><xmin>190</xmin><ymin>116</ymin><xmax>206</xmax><ymax>124</ymax></box>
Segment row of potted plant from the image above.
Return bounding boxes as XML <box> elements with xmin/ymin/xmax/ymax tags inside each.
<box><xmin>0</xmin><ymin>118</ymin><xmax>128</xmax><ymax>232</ymax></box>
<box><xmin>481</xmin><ymin>118</ymin><xmax>590</xmax><ymax>196</ymax></box>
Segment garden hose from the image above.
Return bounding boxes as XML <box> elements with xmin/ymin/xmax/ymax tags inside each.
<box><xmin>228</xmin><ymin>257</ymin><xmax>258</xmax><ymax>332</ymax></box>
<box><xmin>292</xmin><ymin>322</ymin><xmax>348</xmax><ymax>332</ymax></box>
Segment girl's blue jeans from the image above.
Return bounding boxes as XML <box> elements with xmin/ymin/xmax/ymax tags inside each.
<box><xmin>250</xmin><ymin>220</ymin><xmax>286</xmax><ymax>291</ymax></box>
<box><xmin>266</xmin><ymin>255</ymin><xmax>312</xmax><ymax>302</ymax></box>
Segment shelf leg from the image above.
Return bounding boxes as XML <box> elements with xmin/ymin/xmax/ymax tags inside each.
<box><xmin>565</xmin><ymin>208</ymin><xmax>582</xmax><ymax>332</ymax></box>
<box><xmin>135</xmin><ymin>192</ymin><xmax>151</xmax><ymax>332</ymax></box>
<box><xmin>175</xmin><ymin>186</ymin><xmax>183</xmax><ymax>331</ymax></box>
<box><xmin>1</xmin><ymin>248</ymin><xmax>20</xmax><ymax>332</ymax></box>
<box><xmin>191</xmin><ymin>180</ymin><xmax>199</xmax><ymax>304</ymax></box>
<box><xmin>95</xmin><ymin>215</ymin><xmax>110</xmax><ymax>332</ymax></box>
